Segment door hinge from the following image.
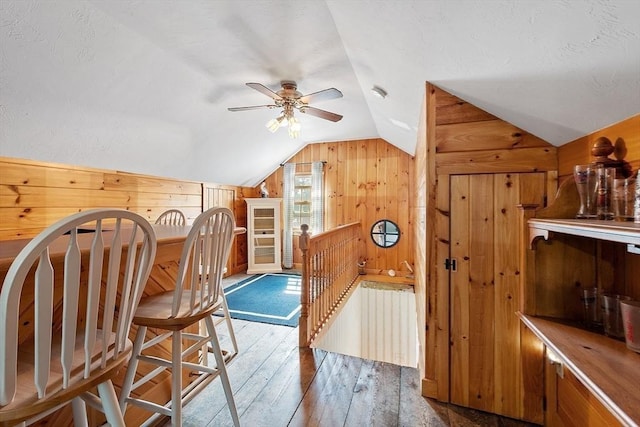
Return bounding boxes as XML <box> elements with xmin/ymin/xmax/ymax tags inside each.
<box><xmin>444</xmin><ymin>258</ymin><xmax>457</xmax><ymax>272</ymax></box>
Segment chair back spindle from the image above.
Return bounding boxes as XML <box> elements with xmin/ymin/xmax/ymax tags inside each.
<box><xmin>155</xmin><ymin>209</ymin><xmax>186</xmax><ymax>226</ymax></box>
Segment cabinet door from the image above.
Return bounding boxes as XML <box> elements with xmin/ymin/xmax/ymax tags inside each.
<box><xmin>449</xmin><ymin>173</ymin><xmax>546</xmax><ymax>418</ymax></box>
<box><xmin>545</xmin><ymin>359</ymin><xmax>622</xmax><ymax>427</ymax></box>
<box><xmin>247</xmin><ymin>199</ymin><xmax>282</xmax><ymax>274</ymax></box>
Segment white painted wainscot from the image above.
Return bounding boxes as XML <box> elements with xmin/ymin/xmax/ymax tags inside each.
<box><xmin>311</xmin><ymin>280</ymin><xmax>418</xmax><ymax>367</ymax></box>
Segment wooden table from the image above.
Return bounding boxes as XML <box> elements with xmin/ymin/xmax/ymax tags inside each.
<box><xmin>0</xmin><ymin>224</ymin><xmax>245</xmax><ymax>426</ymax></box>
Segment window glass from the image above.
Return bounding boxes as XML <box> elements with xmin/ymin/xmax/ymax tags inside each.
<box><xmin>370</xmin><ymin>219</ymin><xmax>400</xmax><ymax>248</ymax></box>
<box><xmin>292</xmin><ymin>174</ymin><xmax>312</xmax><ymax>233</ymax></box>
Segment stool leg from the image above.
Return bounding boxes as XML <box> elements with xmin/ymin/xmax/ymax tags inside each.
<box><xmin>98</xmin><ymin>380</ymin><xmax>126</xmax><ymax>427</ymax></box>
<box><xmin>71</xmin><ymin>396</ymin><xmax>88</xmax><ymax>427</ymax></box>
<box><xmin>205</xmin><ymin>316</ymin><xmax>240</xmax><ymax>427</ymax></box>
<box><xmin>172</xmin><ymin>330</ymin><xmax>183</xmax><ymax>427</ymax></box>
<box><xmin>221</xmin><ymin>293</ymin><xmax>239</xmax><ymax>357</ymax></box>
<box><xmin>119</xmin><ymin>325</ymin><xmax>147</xmax><ymax>413</ymax></box>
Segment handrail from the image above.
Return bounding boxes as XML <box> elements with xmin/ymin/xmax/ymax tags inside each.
<box><xmin>298</xmin><ymin>221</ymin><xmax>362</xmax><ymax>347</ymax></box>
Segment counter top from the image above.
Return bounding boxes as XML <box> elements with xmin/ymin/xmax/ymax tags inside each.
<box><xmin>0</xmin><ymin>224</ymin><xmax>245</xmax><ymax>265</ymax></box>
<box><xmin>519</xmin><ymin>313</ymin><xmax>640</xmax><ymax>427</ymax></box>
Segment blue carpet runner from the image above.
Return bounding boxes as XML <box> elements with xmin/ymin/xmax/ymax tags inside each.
<box><xmin>222</xmin><ymin>273</ymin><xmax>302</xmax><ymax>327</ymax></box>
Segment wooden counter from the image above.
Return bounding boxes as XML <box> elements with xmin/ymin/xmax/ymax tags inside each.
<box><xmin>520</xmin><ymin>314</ymin><xmax>640</xmax><ymax>426</ymax></box>
<box><xmin>0</xmin><ymin>224</ymin><xmax>245</xmax><ymax>426</ymax></box>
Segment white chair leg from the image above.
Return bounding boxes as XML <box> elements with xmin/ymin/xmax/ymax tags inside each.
<box><xmin>172</xmin><ymin>331</ymin><xmax>183</xmax><ymax>427</ymax></box>
<box><xmin>221</xmin><ymin>293</ymin><xmax>239</xmax><ymax>357</ymax></box>
<box><xmin>119</xmin><ymin>325</ymin><xmax>147</xmax><ymax>413</ymax></box>
<box><xmin>71</xmin><ymin>397</ymin><xmax>89</xmax><ymax>427</ymax></box>
<box><xmin>205</xmin><ymin>316</ymin><xmax>240</xmax><ymax>427</ymax></box>
<box><xmin>98</xmin><ymin>380</ymin><xmax>126</xmax><ymax>427</ymax></box>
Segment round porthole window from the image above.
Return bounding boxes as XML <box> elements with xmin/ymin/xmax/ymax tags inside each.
<box><xmin>370</xmin><ymin>219</ymin><xmax>400</xmax><ymax>248</ymax></box>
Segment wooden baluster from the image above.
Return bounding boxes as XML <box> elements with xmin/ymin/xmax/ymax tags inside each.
<box><xmin>299</xmin><ymin>224</ymin><xmax>310</xmax><ymax>347</ymax></box>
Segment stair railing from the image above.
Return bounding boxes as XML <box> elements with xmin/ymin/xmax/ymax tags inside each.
<box><xmin>298</xmin><ymin>222</ymin><xmax>362</xmax><ymax>347</ymax></box>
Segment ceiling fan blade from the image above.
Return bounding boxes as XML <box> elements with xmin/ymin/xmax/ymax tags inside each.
<box><xmin>299</xmin><ymin>106</ymin><xmax>343</xmax><ymax>122</ymax></box>
<box><xmin>299</xmin><ymin>88</ymin><xmax>343</xmax><ymax>104</ymax></box>
<box><xmin>227</xmin><ymin>104</ymin><xmax>277</xmax><ymax>112</ymax></box>
<box><xmin>246</xmin><ymin>82</ymin><xmax>283</xmax><ymax>101</ymax></box>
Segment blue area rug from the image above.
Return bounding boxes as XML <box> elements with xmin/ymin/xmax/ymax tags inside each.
<box><xmin>221</xmin><ymin>273</ymin><xmax>302</xmax><ymax>327</ymax></box>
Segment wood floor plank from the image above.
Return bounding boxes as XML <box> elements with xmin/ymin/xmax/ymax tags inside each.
<box><xmin>290</xmin><ymin>352</ymin><xmax>364</xmax><ymax>427</ymax></box>
<box><xmin>207</xmin><ymin>326</ymin><xmax>303</xmax><ymax>426</ymax></box>
<box><xmin>344</xmin><ymin>359</ymin><xmax>402</xmax><ymax>427</ymax></box>
<box><xmin>238</xmin><ymin>346</ymin><xmax>328</xmax><ymax>426</ymax></box>
<box><xmin>286</xmin><ymin>350</ymin><xmax>344</xmax><ymax>426</ymax></box>
<box><xmin>399</xmin><ymin>366</ymin><xmax>450</xmax><ymax>427</ymax></box>
<box><xmin>447</xmin><ymin>404</ymin><xmax>500</xmax><ymax>427</ymax></box>
<box><xmin>170</xmin><ymin>320</ymin><xmax>292</xmax><ymax>426</ymax></box>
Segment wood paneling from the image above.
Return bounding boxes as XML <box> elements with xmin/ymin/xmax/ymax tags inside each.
<box><xmin>434</xmin><ymin>86</ymin><xmax>498</xmax><ymax>125</ymax></box>
<box><xmin>414</xmin><ymin>92</ymin><xmax>429</xmax><ymax>390</ymax></box>
<box><xmin>557</xmin><ymin>113</ymin><xmax>640</xmax><ymax>179</ymax></box>
<box><xmin>418</xmin><ymin>83</ymin><xmax>556</xmax><ymax>422</ymax></box>
<box><xmin>436</xmin><ymin>146</ymin><xmax>557</xmax><ymax>175</ymax></box>
<box><xmin>520</xmin><ymin>324</ymin><xmax>544</xmax><ymax>425</ymax></box>
<box><xmin>260</xmin><ymin>139</ymin><xmax>414</xmax><ymax>275</ymax></box>
<box><xmin>0</xmin><ymin>156</ymin><xmax>199</xmax><ymax>240</ymax></box>
<box><xmin>0</xmin><ymin>157</ymin><xmax>253</xmax><ymax>275</ymax></box>
<box><xmin>436</xmin><ymin>120</ymin><xmax>551</xmax><ymax>152</ymax></box>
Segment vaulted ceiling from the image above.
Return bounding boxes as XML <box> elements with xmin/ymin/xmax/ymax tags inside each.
<box><xmin>1</xmin><ymin>1</ymin><xmax>639</xmax><ymax>187</ymax></box>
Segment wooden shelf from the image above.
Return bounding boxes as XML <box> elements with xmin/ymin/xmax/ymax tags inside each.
<box><xmin>519</xmin><ymin>314</ymin><xmax>640</xmax><ymax>426</ymax></box>
<box><xmin>529</xmin><ymin>218</ymin><xmax>640</xmax><ymax>253</ymax></box>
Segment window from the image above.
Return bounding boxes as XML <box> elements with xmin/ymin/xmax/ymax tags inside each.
<box><xmin>283</xmin><ymin>162</ymin><xmax>324</xmax><ymax>268</ymax></box>
<box><xmin>370</xmin><ymin>219</ymin><xmax>400</xmax><ymax>248</ymax></box>
<box><xmin>292</xmin><ymin>174</ymin><xmax>312</xmax><ymax>234</ymax></box>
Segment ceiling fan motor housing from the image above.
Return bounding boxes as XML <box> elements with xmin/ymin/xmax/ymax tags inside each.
<box><xmin>277</xmin><ymin>80</ymin><xmax>303</xmax><ymax>103</ymax></box>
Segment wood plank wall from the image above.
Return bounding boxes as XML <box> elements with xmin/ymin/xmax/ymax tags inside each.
<box><xmin>417</xmin><ymin>83</ymin><xmax>557</xmax><ymax>423</ymax></box>
<box><xmin>260</xmin><ymin>139</ymin><xmax>414</xmax><ymax>276</ymax></box>
<box><xmin>414</xmin><ymin>96</ymin><xmax>429</xmax><ymax>382</ymax></box>
<box><xmin>557</xmin><ymin>113</ymin><xmax>640</xmax><ymax>180</ymax></box>
<box><xmin>0</xmin><ymin>156</ymin><xmax>253</xmax><ymax>274</ymax></box>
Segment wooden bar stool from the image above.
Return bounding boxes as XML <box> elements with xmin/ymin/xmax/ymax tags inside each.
<box><xmin>155</xmin><ymin>209</ymin><xmax>186</xmax><ymax>226</ymax></box>
<box><xmin>0</xmin><ymin>209</ymin><xmax>157</xmax><ymax>426</ymax></box>
<box><xmin>119</xmin><ymin>207</ymin><xmax>240</xmax><ymax>427</ymax></box>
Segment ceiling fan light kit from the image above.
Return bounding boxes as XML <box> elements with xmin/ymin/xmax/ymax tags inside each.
<box><xmin>229</xmin><ymin>80</ymin><xmax>343</xmax><ymax>139</ymax></box>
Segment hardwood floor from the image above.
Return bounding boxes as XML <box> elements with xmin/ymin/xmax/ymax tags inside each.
<box><xmin>157</xmin><ymin>317</ymin><xmax>539</xmax><ymax>427</ymax></box>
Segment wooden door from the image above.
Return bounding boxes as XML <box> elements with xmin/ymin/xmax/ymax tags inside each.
<box><xmin>204</xmin><ymin>186</ymin><xmax>237</xmax><ymax>275</ymax></box>
<box><xmin>449</xmin><ymin>173</ymin><xmax>546</xmax><ymax>418</ymax></box>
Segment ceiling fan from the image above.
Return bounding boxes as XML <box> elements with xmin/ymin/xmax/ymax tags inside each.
<box><xmin>227</xmin><ymin>81</ymin><xmax>343</xmax><ymax>138</ymax></box>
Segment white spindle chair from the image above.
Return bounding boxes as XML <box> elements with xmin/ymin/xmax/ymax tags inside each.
<box><xmin>0</xmin><ymin>209</ymin><xmax>157</xmax><ymax>426</ymax></box>
<box><xmin>119</xmin><ymin>207</ymin><xmax>239</xmax><ymax>427</ymax></box>
<box><xmin>155</xmin><ymin>209</ymin><xmax>186</xmax><ymax>226</ymax></box>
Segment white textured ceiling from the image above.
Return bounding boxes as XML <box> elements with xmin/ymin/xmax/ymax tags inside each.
<box><xmin>1</xmin><ymin>0</ymin><xmax>639</xmax><ymax>186</ymax></box>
